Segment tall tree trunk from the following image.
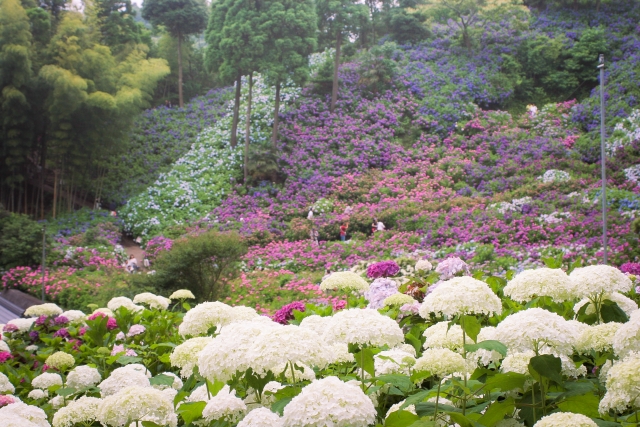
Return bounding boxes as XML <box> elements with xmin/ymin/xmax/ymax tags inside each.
<box><xmin>244</xmin><ymin>72</ymin><xmax>253</xmax><ymax>183</ymax></box>
<box><xmin>40</xmin><ymin>135</ymin><xmax>46</xmax><ymax>220</ymax></box>
<box><xmin>177</xmin><ymin>33</ymin><xmax>184</xmax><ymax>108</ymax></box>
<box><xmin>52</xmin><ymin>170</ymin><xmax>58</xmax><ymax>219</ymax></box>
<box><xmin>271</xmin><ymin>81</ymin><xmax>281</xmax><ymax>149</ymax></box>
<box><xmin>331</xmin><ymin>31</ymin><xmax>342</xmax><ymax>113</ymax></box>
<box><xmin>231</xmin><ymin>75</ymin><xmax>242</xmax><ymax>148</ymax></box>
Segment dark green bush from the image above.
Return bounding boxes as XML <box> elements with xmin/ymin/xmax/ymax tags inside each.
<box><xmin>0</xmin><ymin>211</ymin><xmax>50</xmax><ymax>269</ymax></box>
<box><xmin>147</xmin><ymin>231</ymin><xmax>247</xmax><ymax>302</ymax></box>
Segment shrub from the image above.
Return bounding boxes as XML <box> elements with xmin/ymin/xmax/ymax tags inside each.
<box><xmin>0</xmin><ymin>211</ymin><xmax>50</xmax><ymax>269</ymax></box>
<box><xmin>148</xmin><ymin>231</ymin><xmax>247</xmax><ymax>301</ymax></box>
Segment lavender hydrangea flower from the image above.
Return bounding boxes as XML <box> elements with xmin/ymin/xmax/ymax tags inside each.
<box><xmin>364</xmin><ymin>278</ymin><xmax>399</xmax><ymax>309</ymax></box>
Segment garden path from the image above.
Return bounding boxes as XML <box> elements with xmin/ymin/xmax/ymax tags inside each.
<box><xmin>121</xmin><ymin>235</ymin><xmax>145</xmax><ymax>267</ymax></box>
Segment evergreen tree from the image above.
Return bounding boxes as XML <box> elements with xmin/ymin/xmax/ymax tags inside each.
<box><xmin>260</xmin><ymin>0</ymin><xmax>317</xmax><ymax>148</ymax></box>
<box><xmin>142</xmin><ymin>0</ymin><xmax>207</xmax><ymax>107</ymax></box>
<box><xmin>316</xmin><ymin>0</ymin><xmax>368</xmax><ymax>112</ymax></box>
<box><xmin>205</xmin><ymin>0</ymin><xmax>266</xmax><ymax>150</ymax></box>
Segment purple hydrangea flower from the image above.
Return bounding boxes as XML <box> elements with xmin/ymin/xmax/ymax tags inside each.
<box><xmin>367</xmin><ymin>261</ymin><xmax>401</xmax><ymax>279</ymax></box>
<box><xmin>273</xmin><ymin>301</ymin><xmax>306</xmax><ymax>324</ymax></box>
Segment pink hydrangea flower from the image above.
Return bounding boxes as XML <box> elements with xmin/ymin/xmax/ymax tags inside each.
<box><xmin>0</xmin><ymin>395</ymin><xmax>15</xmax><ymax>407</ymax></box>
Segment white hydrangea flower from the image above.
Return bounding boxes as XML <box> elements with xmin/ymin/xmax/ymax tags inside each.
<box><xmin>383</xmin><ymin>293</ymin><xmax>416</xmax><ymax>307</ymax></box>
<box><xmin>469</xmin><ymin>326</ymin><xmax>503</xmax><ymax>366</ymax></box>
<box><xmin>501</xmin><ymin>351</ymin><xmax>534</xmax><ymax>375</ymax></box>
<box><xmin>153</xmin><ymin>372</ymin><xmax>183</xmax><ymax>391</ymax></box>
<box><xmin>169</xmin><ymin>289</ymin><xmax>195</xmax><ymax>300</ymax></box>
<box><xmin>27</xmin><ymin>389</ymin><xmax>47</xmax><ymax>400</ymax></box>
<box><xmin>49</xmin><ymin>395</ymin><xmax>65</xmax><ymax>409</ymax></box>
<box><xmin>599</xmin><ymin>360</ymin><xmax>613</xmax><ymax>385</ymax></box>
<box><xmin>199</xmin><ymin>320</ymin><xmax>282</xmax><ymax>383</ymax></box>
<box><xmin>31</xmin><ymin>372</ymin><xmax>63</xmax><ymax>389</ymax></box>
<box><xmin>107</xmin><ymin>297</ymin><xmax>144</xmax><ymax>313</ymax></box>
<box><xmin>201</xmin><ymin>385</ymin><xmax>246</xmax><ymax>423</ymax></box>
<box><xmin>419</xmin><ymin>276</ymin><xmax>502</xmax><ymax>318</ymax></box>
<box><xmin>249</xmin><ymin>325</ymin><xmax>330</xmax><ymax>376</ymax></box>
<box><xmin>423</xmin><ymin>322</ymin><xmax>464</xmax><ymax>351</ymax></box>
<box><xmin>25</xmin><ymin>345</ymin><xmax>38</xmax><ymax>352</ymax></box>
<box><xmin>6</xmin><ymin>318</ymin><xmax>36</xmax><ymax>333</ymax></box>
<box><xmin>98</xmin><ymin>386</ymin><xmax>177</xmax><ymax>427</ymax></box>
<box><xmin>133</xmin><ymin>292</ymin><xmax>170</xmax><ymax>310</ymax></box>
<box><xmin>374</xmin><ymin>349</ymin><xmax>416</xmax><ymax>375</ymax></box>
<box><xmin>322</xmin><ymin>308</ymin><xmax>404</xmax><ymax>347</ymax></box>
<box><xmin>299</xmin><ymin>315</ymin><xmax>331</xmax><ymax>336</ymax></box>
<box><xmin>45</xmin><ymin>351</ymin><xmax>75</xmax><ymax>371</ymax></box>
<box><xmin>178</xmin><ymin>301</ymin><xmax>234</xmax><ymax>337</ymax></box>
<box><xmin>540</xmin><ymin>169</ymin><xmax>570</xmax><ymax>183</ymax></box>
<box><xmin>575</xmin><ymin>323</ymin><xmax>622</xmax><ymax>354</ymax></box>
<box><xmin>0</xmin><ymin>401</ymin><xmax>50</xmax><ymax>427</ymax></box>
<box><xmin>230</xmin><ymin>306</ymin><xmax>261</xmax><ymax>323</ymax></box>
<box><xmin>574</xmin><ymin>292</ymin><xmax>638</xmax><ymax>318</ymax></box>
<box><xmin>0</xmin><ymin>341</ymin><xmax>9</xmax><ymax>352</ymax></box>
<box><xmin>52</xmin><ymin>396</ymin><xmax>101</xmax><ymax>427</ymax></box>
<box><xmin>598</xmin><ymin>353</ymin><xmax>640</xmax><ymax>414</ymax></box>
<box><xmin>494</xmin><ymin>308</ymin><xmax>576</xmax><ymax>355</ymax></box>
<box><xmin>570</xmin><ymin>265</ymin><xmax>633</xmax><ymax>298</ymax></box>
<box><xmin>60</xmin><ymin>310</ymin><xmax>86</xmax><ymax>323</ymax></box>
<box><xmin>558</xmin><ymin>354</ymin><xmax>587</xmax><ymax>378</ymax></box>
<box><xmin>320</xmin><ymin>271</ymin><xmax>370</xmax><ymax>292</ymax></box>
<box><xmin>66</xmin><ymin>366</ymin><xmax>101</xmax><ymax>391</ymax></box>
<box><xmin>98</xmin><ymin>366</ymin><xmax>151</xmax><ymax>397</ymax></box>
<box><xmin>0</xmin><ymin>373</ymin><xmax>14</xmax><ymax>396</ymax></box>
<box><xmin>282</xmin><ymin>377</ymin><xmax>376</xmax><ymax>427</ymax></box>
<box><xmin>24</xmin><ymin>303</ymin><xmax>63</xmax><ymax>317</ymax></box>
<box><xmin>414</xmin><ymin>348</ymin><xmax>474</xmax><ymax>378</ymax></box>
<box><xmin>386</xmin><ymin>399</ymin><xmax>417</xmax><ymax>418</ymax></box>
<box><xmin>237</xmin><ymin>407</ymin><xmax>282</xmax><ymax>427</ymax></box>
<box><xmin>170</xmin><ymin>337</ymin><xmax>213</xmax><ymax>378</ymax></box>
<box><xmin>326</xmin><ymin>343</ymin><xmax>354</xmax><ymax>364</ymax></box>
<box><xmin>185</xmin><ymin>384</ymin><xmax>211</xmax><ymax>403</ymax></box>
<box><xmin>504</xmin><ymin>268</ymin><xmax>577</xmax><ymax>302</ymax></box>
<box><xmin>613</xmin><ymin>310</ymin><xmax>640</xmax><ymax>358</ymax></box>
<box><xmin>415</xmin><ymin>259</ymin><xmax>433</xmax><ymax>271</ymax></box>
<box><xmin>120</xmin><ymin>363</ymin><xmax>152</xmax><ymax>378</ymax></box>
<box><xmin>534</xmin><ymin>412</ymin><xmax>596</xmax><ymax>427</ymax></box>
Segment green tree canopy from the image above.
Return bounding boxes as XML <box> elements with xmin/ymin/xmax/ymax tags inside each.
<box><xmin>142</xmin><ymin>0</ymin><xmax>207</xmax><ymax>107</ymax></box>
<box><xmin>0</xmin><ymin>0</ymin><xmax>34</xmax><ymax>194</ymax></box>
<box><xmin>316</xmin><ymin>0</ymin><xmax>369</xmax><ymax>112</ymax></box>
<box><xmin>259</xmin><ymin>0</ymin><xmax>317</xmax><ymax>147</ymax></box>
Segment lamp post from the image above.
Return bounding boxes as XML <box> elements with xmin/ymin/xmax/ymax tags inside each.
<box><xmin>598</xmin><ymin>54</ymin><xmax>607</xmax><ymax>264</ymax></box>
<box><xmin>41</xmin><ymin>224</ymin><xmax>46</xmax><ymax>301</ymax></box>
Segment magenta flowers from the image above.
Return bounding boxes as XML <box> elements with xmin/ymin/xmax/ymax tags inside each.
<box><xmin>367</xmin><ymin>261</ymin><xmax>401</xmax><ymax>279</ymax></box>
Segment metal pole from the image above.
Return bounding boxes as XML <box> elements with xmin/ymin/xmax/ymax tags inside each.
<box><xmin>598</xmin><ymin>54</ymin><xmax>607</xmax><ymax>265</ymax></box>
<box><xmin>41</xmin><ymin>225</ymin><xmax>46</xmax><ymax>301</ymax></box>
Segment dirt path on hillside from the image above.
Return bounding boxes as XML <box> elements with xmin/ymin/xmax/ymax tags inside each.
<box><xmin>121</xmin><ymin>235</ymin><xmax>146</xmax><ymax>268</ymax></box>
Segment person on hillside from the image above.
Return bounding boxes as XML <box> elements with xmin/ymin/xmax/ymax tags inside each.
<box><xmin>371</xmin><ymin>219</ymin><xmax>377</xmax><ymax>234</ymax></box>
<box><xmin>377</xmin><ymin>219</ymin><xmax>386</xmax><ymax>232</ymax></box>
<box><xmin>143</xmin><ymin>256</ymin><xmax>150</xmax><ymax>269</ymax></box>
<box><xmin>310</xmin><ymin>228</ymin><xmax>320</xmax><ymax>246</ymax></box>
<box><xmin>339</xmin><ymin>223</ymin><xmax>348</xmax><ymax>242</ymax></box>
<box><xmin>322</xmin><ymin>268</ymin><xmax>332</xmax><ymax>282</ymax></box>
<box><xmin>126</xmin><ymin>255</ymin><xmax>139</xmax><ymax>273</ymax></box>
<box><xmin>307</xmin><ymin>207</ymin><xmax>314</xmax><ymax>220</ymax></box>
